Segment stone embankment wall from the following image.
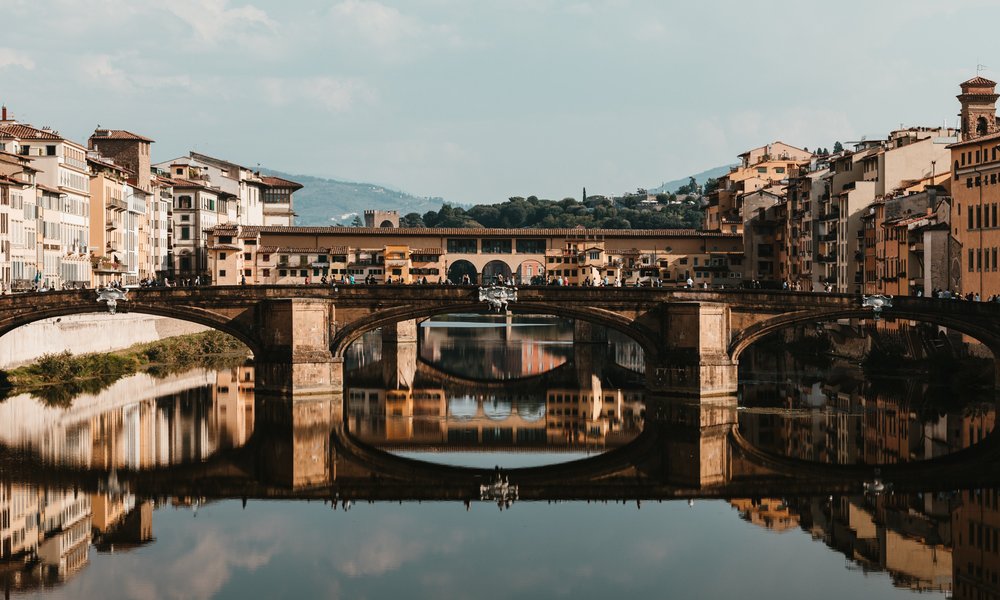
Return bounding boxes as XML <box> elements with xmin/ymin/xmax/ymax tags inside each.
<box><xmin>0</xmin><ymin>314</ymin><xmax>209</xmax><ymax>369</ymax></box>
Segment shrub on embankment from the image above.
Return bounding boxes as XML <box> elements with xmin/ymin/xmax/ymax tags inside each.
<box><xmin>0</xmin><ymin>331</ymin><xmax>249</xmax><ymax>406</ymax></box>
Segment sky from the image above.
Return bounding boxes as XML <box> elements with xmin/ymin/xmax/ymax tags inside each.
<box><xmin>2</xmin><ymin>0</ymin><xmax>998</xmax><ymax>204</ymax></box>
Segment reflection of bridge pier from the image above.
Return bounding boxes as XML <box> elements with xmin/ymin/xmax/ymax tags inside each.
<box><xmin>645</xmin><ymin>395</ymin><xmax>738</xmax><ymax>488</ymax></box>
<box><xmin>253</xmin><ymin>395</ymin><xmax>342</xmax><ymax>489</ymax></box>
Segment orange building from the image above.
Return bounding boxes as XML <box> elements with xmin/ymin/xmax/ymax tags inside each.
<box><xmin>950</xmin><ymin>76</ymin><xmax>1000</xmax><ymax>297</ymax></box>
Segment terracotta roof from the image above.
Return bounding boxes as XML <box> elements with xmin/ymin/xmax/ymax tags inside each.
<box><xmin>410</xmin><ymin>248</ymin><xmax>443</xmax><ymax>254</ymax></box>
<box><xmin>36</xmin><ymin>183</ymin><xmax>61</xmax><ymax>195</ymax></box>
<box><xmin>0</xmin><ymin>123</ymin><xmax>63</xmax><ymax>141</ymax></box>
<box><xmin>207</xmin><ymin>244</ymin><xmax>242</xmax><ymax>250</ymax></box>
<box><xmin>213</xmin><ymin>225</ymin><xmax>741</xmax><ymax>238</ymax></box>
<box><xmin>260</xmin><ymin>176</ymin><xmax>303</xmax><ymax>190</ymax></box>
<box><xmin>0</xmin><ymin>149</ymin><xmax>33</xmax><ymax>163</ymax></box>
<box><xmin>962</xmin><ymin>76</ymin><xmax>997</xmax><ymax>87</ymax></box>
<box><xmin>90</xmin><ymin>129</ymin><xmax>155</xmax><ymax>143</ymax></box>
<box><xmin>947</xmin><ymin>130</ymin><xmax>1000</xmax><ymax>149</ymax></box>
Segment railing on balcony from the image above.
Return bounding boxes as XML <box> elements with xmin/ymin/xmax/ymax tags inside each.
<box><xmin>817</xmin><ymin>253</ymin><xmax>838</xmax><ymax>263</ymax></box>
<box><xmin>819</xmin><ymin>210</ymin><xmax>841</xmax><ymax>221</ymax></box>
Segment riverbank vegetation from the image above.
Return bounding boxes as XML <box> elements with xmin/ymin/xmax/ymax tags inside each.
<box><xmin>0</xmin><ymin>331</ymin><xmax>249</xmax><ymax>406</ymax></box>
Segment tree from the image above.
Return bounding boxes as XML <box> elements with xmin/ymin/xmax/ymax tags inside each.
<box><xmin>400</xmin><ymin>212</ymin><xmax>425</xmax><ymax>227</ymax></box>
<box><xmin>351</xmin><ymin>215</ymin><xmax>363</xmax><ymax>227</ymax></box>
<box><xmin>833</xmin><ymin>141</ymin><xmax>843</xmax><ymax>153</ymax></box>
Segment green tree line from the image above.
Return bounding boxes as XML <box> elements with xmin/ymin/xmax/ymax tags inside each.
<box><xmin>394</xmin><ymin>193</ymin><xmax>703</xmax><ymax>230</ymax></box>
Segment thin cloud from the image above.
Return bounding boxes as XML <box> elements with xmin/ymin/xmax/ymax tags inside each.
<box><xmin>0</xmin><ymin>48</ymin><xmax>35</xmax><ymax>70</ymax></box>
<box><xmin>162</xmin><ymin>0</ymin><xmax>276</xmax><ymax>44</ymax></box>
<box><xmin>261</xmin><ymin>76</ymin><xmax>376</xmax><ymax>113</ymax></box>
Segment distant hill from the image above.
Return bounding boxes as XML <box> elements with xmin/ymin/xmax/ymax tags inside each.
<box><xmin>261</xmin><ymin>169</ymin><xmax>446</xmax><ymax>226</ymax></box>
<box><xmin>650</xmin><ymin>165</ymin><xmax>736</xmax><ymax>194</ymax></box>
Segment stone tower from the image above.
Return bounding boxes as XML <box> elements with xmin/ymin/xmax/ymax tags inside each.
<box><xmin>364</xmin><ymin>210</ymin><xmax>399</xmax><ymax>228</ymax></box>
<box><xmin>958</xmin><ymin>76</ymin><xmax>1000</xmax><ymax>141</ymax></box>
<box><xmin>88</xmin><ymin>129</ymin><xmax>154</xmax><ymax>192</ymax></box>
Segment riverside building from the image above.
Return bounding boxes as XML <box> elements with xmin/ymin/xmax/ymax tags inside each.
<box><xmin>206</xmin><ymin>224</ymin><xmax>743</xmax><ymax>286</ymax></box>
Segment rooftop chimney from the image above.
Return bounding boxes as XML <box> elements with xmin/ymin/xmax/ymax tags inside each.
<box><xmin>1</xmin><ymin>105</ymin><xmax>6</xmax><ymax>121</ymax></box>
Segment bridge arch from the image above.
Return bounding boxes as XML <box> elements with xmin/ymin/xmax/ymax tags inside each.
<box><xmin>331</xmin><ymin>300</ymin><xmax>661</xmax><ymax>364</ymax></box>
<box><xmin>447</xmin><ymin>260</ymin><xmax>477</xmax><ymax>284</ymax></box>
<box><xmin>729</xmin><ymin>306</ymin><xmax>1000</xmax><ymax>363</ymax></box>
<box><xmin>517</xmin><ymin>259</ymin><xmax>545</xmax><ymax>284</ymax></box>
<box><xmin>482</xmin><ymin>260</ymin><xmax>512</xmax><ymax>284</ymax></box>
<box><xmin>0</xmin><ymin>290</ymin><xmax>262</xmax><ymax>356</ymax></box>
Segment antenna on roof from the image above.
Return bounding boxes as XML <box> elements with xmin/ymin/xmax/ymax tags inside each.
<box><xmin>978</xmin><ymin>63</ymin><xmax>989</xmax><ymax>74</ymax></box>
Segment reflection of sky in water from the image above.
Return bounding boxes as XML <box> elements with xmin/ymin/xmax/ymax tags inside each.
<box><xmin>44</xmin><ymin>500</ymin><xmax>924</xmax><ymax>600</ymax></box>
<box><xmin>395</xmin><ymin>451</ymin><xmax>597</xmax><ymax>469</ymax></box>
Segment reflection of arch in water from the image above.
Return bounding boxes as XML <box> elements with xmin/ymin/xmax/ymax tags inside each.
<box><xmin>483</xmin><ymin>398</ymin><xmax>513</xmax><ymax>420</ymax></box>
<box><xmin>518</xmin><ymin>400</ymin><xmax>546</xmax><ymax>422</ymax></box>
<box><xmin>449</xmin><ymin>395</ymin><xmax>478</xmax><ymax>419</ymax></box>
<box><xmin>482</xmin><ymin>260</ymin><xmax>513</xmax><ymax>284</ymax></box>
<box><xmin>730</xmin><ymin>309</ymin><xmax>1000</xmax><ymax>365</ymax></box>
<box><xmin>517</xmin><ymin>259</ymin><xmax>545</xmax><ymax>284</ymax></box>
<box><xmin>447</xmin><ymin>260</ymin><xmax>478</xmax><ymax>284</ymax></box>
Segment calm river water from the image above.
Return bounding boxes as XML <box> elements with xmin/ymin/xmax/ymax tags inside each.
<box><xmin>0</xmin><ymin>315</ymin><xmax>995</xmax><ymax>599</ymax></box>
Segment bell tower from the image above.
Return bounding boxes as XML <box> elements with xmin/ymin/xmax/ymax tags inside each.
<box><xmin>958</xmin><ymin>76</ymin><xmax>999</xmax><ymax>141</ymax></box>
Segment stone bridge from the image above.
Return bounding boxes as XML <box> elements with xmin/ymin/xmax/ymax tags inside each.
<box><xmin>2</xmin><ymin>286</ymin><xmax>999</xmax><ymax>397</ymax></box>
<box><xmin>6</xmin><ymin>396</ymin><xmax>1000</xmax><ymax>503</ymax></box>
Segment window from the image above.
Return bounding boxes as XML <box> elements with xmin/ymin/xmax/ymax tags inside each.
<box><xmin>774</xmin><ymin>167</ymin><xmax>785</xmax><ymax>174</ymax></box>
<box><xmin>300</xmin><ymin>270</ymin><xmax>307</xmax><ymax>277</ymax></box>
<box><xmin>481</xmin><ymin>239</ymin><xmax>512</xmax><ymax>253</ymax></box>
<box><xmin>219</xmin><ymin>236</ymin><xmax>233</xmax><ymax>243</ymax></box>
<box><xmin>220</xmin><ymin>252</ymin><xmax>227</xmax><ymax>260</ymax></box>
<box><xmin>516</xmin><ymin>239</ymin><xmax>546</xmax><ymax>254</ymax></box>
<box><xmin>262</xmin><ymin>254</ymin><xmax>270</xmax><ymax>262</ymax></box>
<box><xmin>968</xmin><ymin>178</ymin><xmax>973</xmax><ymax>188</ymax></box>
<box><xmin>978</xmin><ymin>205</ymin><xmax>983</xmax><ymax>229</ymax></box>
<box><xmin>757</xmin><ymin>167</ymin><xmax>767</xmax><ymax>173</ymax></box>
<box><xmin>181</xmin><ymin>227</ymin><xmax>190</xmax><ymax>240</ymax></box>
<box><xmin>447</xmin><ymin>239</ymin><xmax>477</xmax><ymax>253</ymax></box>
<box><xmin>244</xmin><ymin>269</ymin><xmax>252</xmax><ymax>276</ymax></box>
<box><xmin>995</xmin><ymin>248</ymin><xmax>998</xmax><ymax>272</ymax></box>
<box><xmin>46</xmin><ymin>145</ymin><xmax>56</xmax><ymax>156</ymax></box>
<box><xmin>278</xmin><ymin>269</ymin><xmax>286</xmax><ymax>277</ymax></box>
<box><xmin>244</xmin><ymin>252</ymin><xmax>252</xmax><ymax>260</ymax></box>
<box><xmin>175</xmin><ymin>168</ymin><xmax>184</xmax><ymax>175</ymax></box>
<box><xmin>219</xmin><ymin>269</ymin><xmax>226</xmax><ymax>276</ymax></box>
<box><xmin>263</xmin><ymin>268</ymin><xmax>270</xmax><ymax>277</ymax></box>
<box><xmin>970</xmin><ymin>209</ymin><xmax>975</xmax><ymax>230</ymax></box>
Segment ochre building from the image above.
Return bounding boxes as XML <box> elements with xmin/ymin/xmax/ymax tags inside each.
<box><xmin>206</xmin><ymin>225</ymin><xmax>743</xmax><ymax>286</ymax></box>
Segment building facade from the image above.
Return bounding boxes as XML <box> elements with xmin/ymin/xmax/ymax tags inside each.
<box><xmin>206</xmin><ymin>225</ymin><xmax>743</xmax><ymax>287</ymax></box>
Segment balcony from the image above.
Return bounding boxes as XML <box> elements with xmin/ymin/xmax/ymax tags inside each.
<box><xmin>819</xmin><ymin>210</ymin><xmax>841</xmax><ymax>221</ymax></box>
<box><xmin>818</xmin><ymin>232</ymin><xmax>837</xmax><ymax>242</ymax></box>
<box><xmin>107</xmin><ymin>198</ymin><xmax>128</xmax><ymax>211</ymax></box>
<box><xmin>817</xmin><ymin>253</ymin><xmax>838</xmax><ymax>263</ymax></box>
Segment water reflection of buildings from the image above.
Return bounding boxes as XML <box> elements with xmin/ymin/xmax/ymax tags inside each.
<box><xmin>733</xmin><ymin>341</ymin><xmax>1000</xmax><ymax>596</ymax></box>
<box><xmin>347</xmin><ymin>386</ymin><xmax>644</xmax><ymax>450</ymax></box>
<box><xmin>732</xmin><ymin>495</ymin><xmax>954</xmax><ymax>593</ymax></box>
<box><xmin>739</xmin><ymin>364</ymin><xmax>995</xmax><ymax>466</ymax></box>
<box><xmin>0</xmin><ymin>367</ymin><xmax>256</xmax><ymax>468</ymax></box>
<box><xmin>0</xmin><ymin>366</ymin><xmax>255</xmax><ymax>594</ymax></box>
<box><xmin>419</xmin><ymin>316</ymin><xmax>573</xmax><ymax>379</ymax></box>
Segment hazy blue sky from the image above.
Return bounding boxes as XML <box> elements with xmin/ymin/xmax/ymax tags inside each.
<box><xmin>2</xmin><ymin>0</ymin><xmax>996</xmax><ymax>203</ymax></box>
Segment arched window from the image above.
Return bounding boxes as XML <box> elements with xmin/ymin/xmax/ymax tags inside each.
<box><xmin>977</xmin><ymin>116</ymin><xmax>989</xmax><ymax>136</ymax></box>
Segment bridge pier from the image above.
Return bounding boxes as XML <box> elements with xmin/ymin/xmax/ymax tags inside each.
<box><xmin>645</xmin><ymin>395</ymin><xmax>737</xmax><ymax>488</ymax></box>
<box><xmin>255</xmin><ymin>298</ymin><xmax>341</xmax><ymax>397</ymax></box>
<box><xmin>647</xmin><ymin>303</ymin><xmax>738</xmax><ymax>398</ymax></box>
<box><xmin>382</xmin><ymin>319</ymin><xmax>418</xmax><ymax>343</ymax></box>
<box><xmin>573</xmin><ymin>319</ymin><xmax>608</xmax><ymax>344</ymax></box>
<box><xmin>382</xmin><ymin>340</ymin><xmax>417</xmax><ymax>390</ymax></box>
